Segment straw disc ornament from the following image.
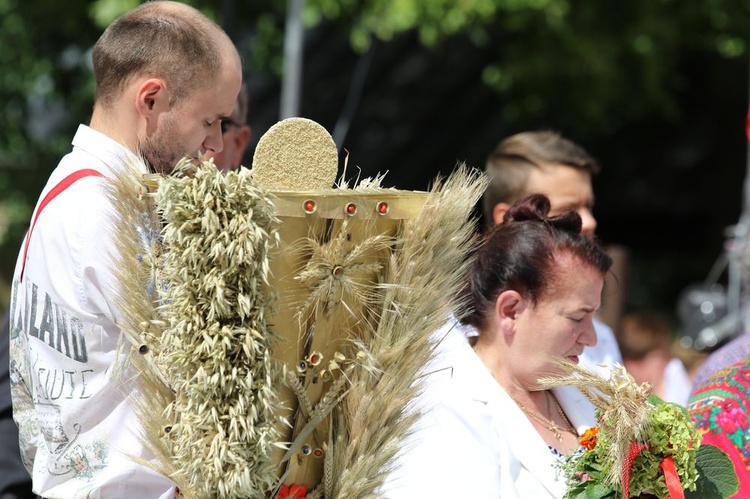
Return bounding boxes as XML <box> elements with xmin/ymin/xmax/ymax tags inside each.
<box><xmin>252</xmin><ymin>117</ymin><xmax>339</xmax><ymax>190</ymax></box>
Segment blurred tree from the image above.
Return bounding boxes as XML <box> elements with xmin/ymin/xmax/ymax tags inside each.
<box><xmin>0</xmin><ymin>0</ymin><xmax>748</xmax><ymax>317</ymax></box>
<box><xmin>0</xmin><ymin>0</ymin><xmax>102</xmax><ymax>303</ymax></box>
<box><xmin>301</xmin><ymin>0</ymin><xmax>749</xmax><ymax>135</ymax></box>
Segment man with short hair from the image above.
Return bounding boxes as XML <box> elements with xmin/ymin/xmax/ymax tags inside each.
<box><xmin>8</xmin><ymin>2</ymin><xmax>241</xmax><ymax>496</ymax></box>
<box><xmin>483</xmin><ymin>130</ymin><xmax>622</xmax><ymax>373</ymax></box>
<box><xmin>484</xmin><ymin>130</ymin><xmax>598</xmax><ymax>235</ymax></box>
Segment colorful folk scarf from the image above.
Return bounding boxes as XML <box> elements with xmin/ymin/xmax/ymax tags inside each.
<box><xmin>688</xmin><ymin>357</ymin><xmax>750</xmax><ymax>498</ymax></box>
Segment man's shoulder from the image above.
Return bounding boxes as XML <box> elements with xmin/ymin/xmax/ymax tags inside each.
<box><xmin>24</xmin><ymin>145</ymin><xmax>117</xmax><ymax>280</ymax></box>
<box><xmin>40</xmin><ymin>139</ymin><xmax>117</xmax><ymax>211</ymax></box>
<box><xmin>46</xmin><ymin>124</ymin><xmax>134</xmax><ymax>185</ymax></box>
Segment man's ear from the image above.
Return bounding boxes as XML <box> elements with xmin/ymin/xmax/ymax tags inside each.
<box><xmin>235</xmin><ymin>125</ymin><xmax>251</xmax><ymax>152</ymax></box>
<box><xmin>134</xmin><ymin>78</ymin><xmax>170</xmax><ymax>124</ymax></box>
<box><xmin>495</xmin><ymin>290</ymin><xmax>525</xmax><ymax>335</ymax></box>
<box><xmin>492</xmin><ymin>202</ymin><xmax>511</xmax><ymax>226</ymax></box>
<box><xmin>229</xmin><ymin>125</ymin><xmax>252</xmax><ymax>169</ymax></box>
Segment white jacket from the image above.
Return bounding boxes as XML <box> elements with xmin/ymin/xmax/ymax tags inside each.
<box><xmin>8</xmin><ymin>125</ymin><xmax>175</xmax><ymax>498</ymax></box>
<box><xmin>381</xmin><ymin>322</ymin><xmax>595</xmax><ymax>498</ymax></box>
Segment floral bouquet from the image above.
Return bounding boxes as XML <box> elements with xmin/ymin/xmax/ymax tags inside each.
<box><xmin>539</xmin><ymin>362</ymin><xmax>739</xmax><ymax>499</ymax></box>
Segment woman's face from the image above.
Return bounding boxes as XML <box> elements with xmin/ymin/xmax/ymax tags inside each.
<box><xmin>511</xmin><ymin>252</ymin><xmax>604</xmax><ymax>387</ymax></box>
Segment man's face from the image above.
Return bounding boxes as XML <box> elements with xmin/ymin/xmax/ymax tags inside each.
<box><xmin>524</xmin><ymin>163</ymin><xmax>597</xmax><ymax>237</ymax></box>
<box><xmin>142</xmin><ymin>59</ymin><xmax>242</xmax><ymax>174</ymax></box>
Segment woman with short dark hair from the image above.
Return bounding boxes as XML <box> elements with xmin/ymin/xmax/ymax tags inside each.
<box><xmin>383</xmin><ymin>194</ymin><xmax>613</xmax><ymax>498</ymax></box>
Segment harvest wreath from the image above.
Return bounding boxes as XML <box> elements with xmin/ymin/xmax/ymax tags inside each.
<box><xmin>106</xmin><ymin>118</ymin><xmax>487</xmax><ymax>498</ymax></box>
<box><xmin>539</xmin><ymin>361</ymin><xmax>739</xmax><ymax>499</ymax></box>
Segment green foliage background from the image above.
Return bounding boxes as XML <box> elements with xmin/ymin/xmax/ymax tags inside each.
<box><xmin>1</xmin><ymin>0</ymin><xmax>749</xmax><ymax>322</ymax></box>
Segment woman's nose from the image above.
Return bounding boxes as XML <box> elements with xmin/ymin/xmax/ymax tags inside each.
<box><xmin>579</xmin><ymin>319</ymin><xmax>598</xmax><ymax>347</ymax></box>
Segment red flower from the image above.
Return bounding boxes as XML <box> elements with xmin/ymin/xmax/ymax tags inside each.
<box><xmin>278</xmin><ymin>484</ymin><xmax>308</xmax><ymax>499</ymax></box>
<box><xmin>715</xmin><ymin>399</ymin><xmax>747</xmax><ymax>434</ymax></box>
<box><xmin>579</xmin><ymin>426</ymin><xmax>600</xmax><ymax>450</ymax></box>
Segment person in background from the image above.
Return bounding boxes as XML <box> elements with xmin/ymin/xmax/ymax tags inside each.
<box><xmin>206</xmin><ymin>82</ymin><xmax>251</xmax><ymax>173</ymax></box>
<box><xmin>618</xmin><ymin>312</ymin><xmax>692</xmax><ymax>405</ymax></box>
<box><xmin>671</xmin><ymin>339</ymin><xmax>709</xmax><ymax>384</ymax></box>
<box><xmin>382</xmin><ymin>194</ymin><xmax>613</xmax><ymax>497</ymax></box>
<box><xmin>7</xmin><ymin>2</ymin><xmax>241</xmax><ymax>497</ymax></box>
<box><xmin>481</xmin><ymin>130</ymin><xmax>623</xmax><ymax>375</ymax></box>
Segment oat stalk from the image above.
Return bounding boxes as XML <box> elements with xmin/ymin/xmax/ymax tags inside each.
<box><xmin>108</xmin><ymin>158</ymin><xmax>283</xmax><ymax>498</ymax></box>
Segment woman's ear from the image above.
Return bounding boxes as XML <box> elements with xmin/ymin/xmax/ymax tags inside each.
<box><xmin>495</xmin><ymin>290</ymin><xmax>525</xmax><ymax>335</ymax></box>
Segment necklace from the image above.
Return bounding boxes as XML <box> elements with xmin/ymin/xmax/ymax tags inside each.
<box><xmin>510</xmin><ymin>390</ymin><xmax>577</xmax><ymax>445</ymax></box>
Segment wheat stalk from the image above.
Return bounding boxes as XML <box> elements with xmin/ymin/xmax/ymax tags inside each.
<box><xmin>538</xmin><ymin>359</ymin><xmax>654</xmax><ymax>488</ymax></box>
<box><xmin>327</xmin><ymin>164</ymin><xmax>488</xmax><ymax>498</ymax></box>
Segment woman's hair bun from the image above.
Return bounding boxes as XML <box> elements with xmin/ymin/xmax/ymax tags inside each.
<box><xmin>503</xmin><ymin>193</ymin><xmax>583</xmax><ymax>236</ymax></box>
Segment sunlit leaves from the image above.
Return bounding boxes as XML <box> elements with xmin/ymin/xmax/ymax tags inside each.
<box><xmin>715</xmin><ymin>35</ymin><xmax>746</xmax><ymax>59</ymax></box>
<box><xmin>88</xmin><ymin>0</ymin><xmax>140</xmax><ymax>28</ymax></box>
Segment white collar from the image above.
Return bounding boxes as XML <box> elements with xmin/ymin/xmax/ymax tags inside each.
<box><xmin>72</xmin><ymin>124</ymin><xmax>147</xmax><ymax>176</ymax></box>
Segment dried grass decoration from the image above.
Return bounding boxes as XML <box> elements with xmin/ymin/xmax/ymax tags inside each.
<box><xmin>107</xmin><ymin>116</ymin><xmax>488</xmax><ymax>499</ymax></box>
<box><xmin>539</xmin><ymin>361</ymin><xmax>739</xmax><ymax>498</ymax></box>
<box><xmin>249</xmin><ymin>118</ymin><xmax>487</xmax><ymax>498</ymax></box>
<box><xmin>252</xmin><ymin>117</ymin><xmax>339</xmax><ymax>191</ymax></box>
<box><xmin>107</xmin><ymin>158</ymin><xmax>283</xmax><ymax>498</ymax></box>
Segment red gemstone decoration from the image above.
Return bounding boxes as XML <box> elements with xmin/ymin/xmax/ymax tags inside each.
<box><xmin>313</xmin><ymin>448</ymin><xmax>324</xmax><ymax>458</ymax></box>
<box><xmin>345</xmin><ymin>203</ymin><xmax>357</xmax><ymax>215</ymax></box>
<box><xmin>377</xmin><ymin>201</ymin><xmax>389</xmax><ymax>215</ymax></box>
<box><xmin>332</xmin><ymin>266</ymin><xmax>343</xmax><ymax>276</ymax></box>
<box><xmin>303</xmin><ymin>199</ymin><xmax>316</xmax><ymax>214</ymax></box>
<box><xmin>310</xmin><ymin>354</ymin><xmax>320</xmax><ymax>364</ymax></box>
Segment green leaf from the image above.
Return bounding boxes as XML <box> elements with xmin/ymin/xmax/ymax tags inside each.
<box><xmin>567</xmin><ymin>485</ymin><xmax>588</xmax><ymax>499</ymax></box>
<box><xmin>648</xmin><ymin>393</ymin><xmax>690</xmax><ymax>418</ymax></box>
<box><xmin>685</xmin><ymin>444</ymin><xmax>740</xmax><ymax>499</ymax></box>
<box><xmin>566</xmin><ymin>483</ymin><xmax>616</xmax><ymax>499</ymax></box>
<box><xmin>584</xmin><ymin>483</ymin><xmax>616</xmax><ymax>499</ymax></box>
<box><xmin>648</xmin><ymin>394</ymin><xmax>665</xmax><ymax>406</ymax></box>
